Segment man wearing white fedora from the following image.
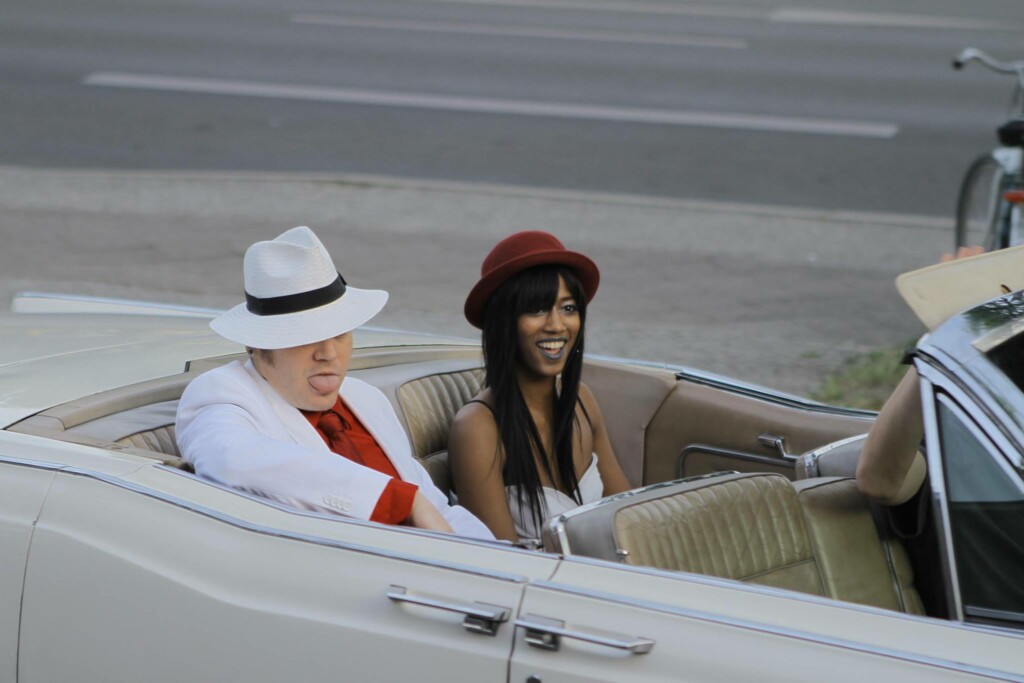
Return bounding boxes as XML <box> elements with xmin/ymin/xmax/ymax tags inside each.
<box><xmin>176</xmin><ymin>226</ymin><xmax>493</xmax><ymax>538</ymax></box>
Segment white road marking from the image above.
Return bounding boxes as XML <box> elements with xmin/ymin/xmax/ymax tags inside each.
<box><xmin>385</xmin><ymin>0</ymin><xmax>766</xmax><ymax>20</ymax></box>
<box><xmin>82</xmin><ymin>72</ymin><xmax>899</xmax><ymax>138</ymax></box>
<box><xmin>386</xmin><ymin>0</ymin><xmax>1015</xmax><ymax>31</ymax></box>
<box><xmin>291</xmin><ymin>14</ymin><xmax>747</xmax><ymax>49</ymax></box>
<box><xmin>770</xmin><ymin>8</ymin><xmax>1009</xmax><ymax>30</ymax></box>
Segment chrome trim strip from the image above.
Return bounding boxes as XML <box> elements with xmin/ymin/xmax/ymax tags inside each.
<box><xmin>0</xmin><ymin>455</ymin><xmax>527</xmax><ymax>583</ymax></box>
<box><xmin>529</xmin><ymin>580</ymin><xmax>1024</xmax><ymax>681</ymax></box>
<box><xmin>678</xmin><ymin>445</ymin><xmax>794</xmax><ymax>478</ymax></box>
<box><xmin>11</xmin><ymin>291</ymin><xmax>223</xmax><ymax>317</ymax></box>
<box><xmin>555</xmin><ymin>552</ymin><xmax>1017</xmax><ymax>635</ymax></box>
<box><xmin>966</xmin><ymin>606</ymin><xmax>1024</xmax><ymax>625</ymax></box>
<box><xmin>917</xmin><ymin>375</ymin><xmax>965</xmax><ymax>622</ymax></box>
<box><xmin>802</xmin><ymin>433</ymin><xmax>869</xmax><ymax>458</ymax></box>
<box><xmin>674</xmin><ymin>369</ymin><xmax>877</xmax><ymax>418</ymax></box>
<box><xmin>552</xmin><ymin>518</ymin><xmax>571</xmax><ymax>555</ymax></box>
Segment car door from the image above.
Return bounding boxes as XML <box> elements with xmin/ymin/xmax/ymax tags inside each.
<box><xmin>17</xmin><ymin>463</ymin><xmax>557</xmax><ymax>683</ymax></box>
<box><xmin>919</xmin><ymin>373</ymin><xmax>1024</xmax><ymax>630</ymax></box>
<box><xmin>509</xmin><ymin>560</ymin><xmax>1024</xmax><ymax>682</ymax></box>
<box><xmin>0</xmin><ymin>450</ymin><xmax>57</xmax><ymax>683</ymax></box>
<box><xmin>582</xmin><ymin>360</ymin><xmax>874</xmax><ymax>487</ymax></box>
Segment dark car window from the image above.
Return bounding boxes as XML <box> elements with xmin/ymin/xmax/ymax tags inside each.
<box><xmin>936</xmin><ymin>397</ymin><xmax>1024</xmax><ymax>627</ymax></box>
<box><xmin>986</xmin><ymin>329</ymin><xmax>1024</xmax><ymax>400</ymax></box>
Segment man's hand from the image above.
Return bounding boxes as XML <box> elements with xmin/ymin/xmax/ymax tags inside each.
<box><xmin>407</xmin><ymin>491</ymin><xmax>454</xmax><ymax>534</ymax></box>
<box><xmin>941</xmin><ymin>245</ymin><xmax>985</xmax><ymax>262</ymax></box>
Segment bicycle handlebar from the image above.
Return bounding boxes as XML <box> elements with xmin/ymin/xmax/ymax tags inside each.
<box><xmin>953</xmin><ymin>48</ymin><xmax>1024</xmax><ymax>76</ymax></box>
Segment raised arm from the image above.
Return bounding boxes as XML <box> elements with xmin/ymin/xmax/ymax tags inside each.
<box><xmin>448</xmin><ymin>401</ymin><xmax>521</xmax><ymax>543</ymax></box>
<box><xmin>857</xmin><ymin>246</ymin><xmax>985</xmax><ymax>504</ymax></box>
<box><xmin>856</xmin><ymin>367</ymin><xmax>927</xmax><ymax>504</ymax></box>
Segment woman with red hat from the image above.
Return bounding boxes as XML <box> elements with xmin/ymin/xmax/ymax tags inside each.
<box><xmin>449</xmin><ymin>231</ymin><xmax>631</xmax><ymax>545</ymax></box>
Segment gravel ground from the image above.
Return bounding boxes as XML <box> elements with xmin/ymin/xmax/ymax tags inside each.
<box><xmin>0</xmin><ymin>165</ymin><xmax>949</xmax><ymax>396</ymax></box>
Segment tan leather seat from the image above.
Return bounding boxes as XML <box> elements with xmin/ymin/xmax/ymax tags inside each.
<box><xmin>546</xmin><ymin>472</ymin><xmax>924</xmax><ymax>614</ymax></box>
<box><xmin>395</xmin><ymin>368</ymin><xmax>485</xmax><ymax>496</ymax></box>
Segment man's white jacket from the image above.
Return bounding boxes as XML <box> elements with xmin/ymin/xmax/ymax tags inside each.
<box><xmin>176</xmin><ymin>360</ymin><xmax>492</xmax><ymax>539</ymax></box>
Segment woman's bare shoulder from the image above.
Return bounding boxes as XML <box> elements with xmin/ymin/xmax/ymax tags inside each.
<box><xmin>453</xmin><ymin>388</ymin><xmax>496</xmax><ymax>423</ymax></box>
<box><xmin>450</xmin><ymin>389</ymin><xmax>500</xmax><ymax>458</ymax></box>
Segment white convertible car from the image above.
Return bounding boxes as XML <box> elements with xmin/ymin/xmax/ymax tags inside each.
<box><xmin>0</xmin><ymin>290</ymin><xmax>1021</xmax><ymax>683</ymax></box>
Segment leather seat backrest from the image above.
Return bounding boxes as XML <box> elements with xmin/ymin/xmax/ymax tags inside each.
<box><xmin>794</xmin><ymin>478</ymin><xmax>923</xmax><ymax>613</ymax></box>
<box><xmin>614</xmin><ymin>473</ymin><xmax>825</xmax><ymax>595</ymax></box>
<box><xmin>395</xmin><ymin>368</ymin><xmax>485</xmax><ymax>496</ymax></box>
<box><xmin>64</xmin><ymin>400</ymin><xmax>181</xmax><ymax>457</ymax></box>
<box><xmin>547</xmin><ymin>472</ymin><xmax>924</xmax><ymax>614</ymax></box>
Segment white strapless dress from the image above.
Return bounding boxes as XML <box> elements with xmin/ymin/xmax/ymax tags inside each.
<box><xmin>505</xmin><ymin>454</ymin><xmax>604</xmax><ymax>544</ymax></box>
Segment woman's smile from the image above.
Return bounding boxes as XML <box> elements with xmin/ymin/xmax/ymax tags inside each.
<box><xmin>536</xmin><ymin>337</ymin><xmax>568</xmax><ymax>360</ymax></box>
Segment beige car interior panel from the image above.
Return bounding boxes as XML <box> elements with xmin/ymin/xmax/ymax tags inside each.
<box><xmin>643</xmin><ymin>380</ymin><xmax>872</xmax><ymax>485</ymax></box>
<box><xmin>6</xmin><ymin>347</ymin><xmax>677</xmax><ymax>498</ymax></box>
<box><xmin>580</xmin><ymin>360</ymin><xmax>677</xmax><ymax>488</ymax></box>
<box><xmin>7</xmin><ymin>344</ymin><xmax>876</xmax><ymax>511</ymax></box>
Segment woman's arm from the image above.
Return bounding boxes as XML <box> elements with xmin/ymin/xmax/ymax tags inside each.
<box><xmin>579</xmin><ymin>383</ymin><xmax>632</xmax><ymax>496</ymax></box>
<box><xmin>856</xmin><ymin>367</ymin><xmax>926</xmax><ymax>504</ymax></box>
<box><xmin>448</xmin><ymin>402</ymin><xmax>522</xmax><ymax>543</ymax></box>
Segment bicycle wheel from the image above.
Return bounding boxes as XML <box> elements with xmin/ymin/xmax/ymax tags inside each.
<box><xmin>955</xmin><ymin>154</ymin><xmax>1006</xmax><ymax>250</ymax></box>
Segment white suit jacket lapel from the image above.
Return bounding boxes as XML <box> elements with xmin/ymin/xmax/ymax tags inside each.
<box><xmin>239</xmin><ymin>363</ymin><xmax>416</xmax><ymax>482</ymax></box>
<box><xmin>241</xmin><ymin>360</ymin><xmax>329</xmax><ymax>453</ymax></box>
<box><xmin>340</xmin><ymin>378</ymin><xmax>418</xmax><ymax>483</ymax></box>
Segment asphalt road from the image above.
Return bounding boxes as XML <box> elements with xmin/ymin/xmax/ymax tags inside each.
<box><xmin>1</xmin><ymin>0</ymin><xmax>1021</xmax><ymax>397</ymax></box>
<box><xmin>1</xmin><ymin>0</ymin><xmax>1023</xmax><ymax>215</ymax></box>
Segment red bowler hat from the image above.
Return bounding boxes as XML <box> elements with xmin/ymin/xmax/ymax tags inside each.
<box><xmin>464</xmin><ymin>231</ymin><xmax>600</xmax><ymax>329</ymax></box>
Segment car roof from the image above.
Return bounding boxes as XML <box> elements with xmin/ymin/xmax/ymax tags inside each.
<box><xmin>0</xmin><ymin>312</ymin><xmax>475</xmax><ymax>428</ymax></box>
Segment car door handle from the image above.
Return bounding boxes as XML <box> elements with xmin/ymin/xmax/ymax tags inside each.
<box><xmin>758</xmin><ymin>433</ymin><xmax>799</xmax><ymax>461</ymax></box>
<box><xmin>516</xmin><ymin>615</ymin><xmax>654</xmax><ymax>654</ymax></box>
<box><xmin>386</xmin><ymin>585</ymin><xmax>510</xmax><ymax>636</ymax></box>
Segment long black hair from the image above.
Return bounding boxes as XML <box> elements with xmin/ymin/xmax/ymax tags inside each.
<box><xmin>481</xmin><ymin>264</ymin><xmax>590</xmax><ymax>533</ymax></box>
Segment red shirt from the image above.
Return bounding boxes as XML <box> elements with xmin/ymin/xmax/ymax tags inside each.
<box><xmin>302</xmin><ymin>397</ymin><xmax>417</xmax><ymax>524</ymax></box>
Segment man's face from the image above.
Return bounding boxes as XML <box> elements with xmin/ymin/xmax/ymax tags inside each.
<box><xmin>253</xmin><ymin>333</ymin><xmax>354</xmax><ymax>411</ymax></box>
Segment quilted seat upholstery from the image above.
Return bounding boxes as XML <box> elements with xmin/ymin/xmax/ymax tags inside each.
<box><xmin>398</xmin><ymin>368</ymin><xmax>485</xmax><ymax>457</ymax></box>
<box><xmin>117</xmin><ymin>426</ymin><xmax>179</xmax><ymax>457</ymax></box>
<box><xmin>548</xmin><ymin>472</ymin><xmax>924</xmax><ymax>615</ymax></box>
<box><xmin>615</xmin><ymin>475</ymin><xmax>823</xmax><ymax>594</ymax></box>
<box><xmin>73</xmin><ymin>401</ymin><xmax>183</xmax><ymax>459</ymax></box>
<box><xmin>396</xmin><ymin>368</ymin><xmax>485</xmax><ymax>495</ymax></box>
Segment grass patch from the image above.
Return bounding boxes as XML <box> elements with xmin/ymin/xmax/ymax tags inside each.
<box><xmin>810</xmin><ymin>344</ymin><xmax>910</xmax><ymax>410</ymax></box>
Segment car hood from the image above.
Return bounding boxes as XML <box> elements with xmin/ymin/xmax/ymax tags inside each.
<box><xmin>0</xmin><ymin>312</ymin><xmax>475</xmax><ymax>428</ymax></box>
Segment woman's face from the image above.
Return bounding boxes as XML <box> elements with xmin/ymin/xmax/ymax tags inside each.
<box><xmin>515</xmin><ymin>275</ymin><xmax>581</xmax><ymax>380</ymax></box>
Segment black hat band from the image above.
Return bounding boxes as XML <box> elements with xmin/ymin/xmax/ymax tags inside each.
<box><xmin>246</xmin><ymin>273</ymin><xmax>347</xmax><ymax>316</ymax></box>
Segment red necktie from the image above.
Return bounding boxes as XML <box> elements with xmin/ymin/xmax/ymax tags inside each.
<box><xmin>318</xmin><ymin>410</ymin><xmax>366</xmax><ymax>466</ymax></box>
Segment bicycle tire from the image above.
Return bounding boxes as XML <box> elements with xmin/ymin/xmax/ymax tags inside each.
<box><xmin>955</xmin><ymin>153</ymin><xmax>1006</xmax><ymax>250</ymax></box>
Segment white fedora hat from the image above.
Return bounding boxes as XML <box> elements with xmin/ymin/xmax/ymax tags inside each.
<box><xmin>210</xmin><ymin>226</ymin><xmax>388</xmax><ymax>349</ymax></box>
